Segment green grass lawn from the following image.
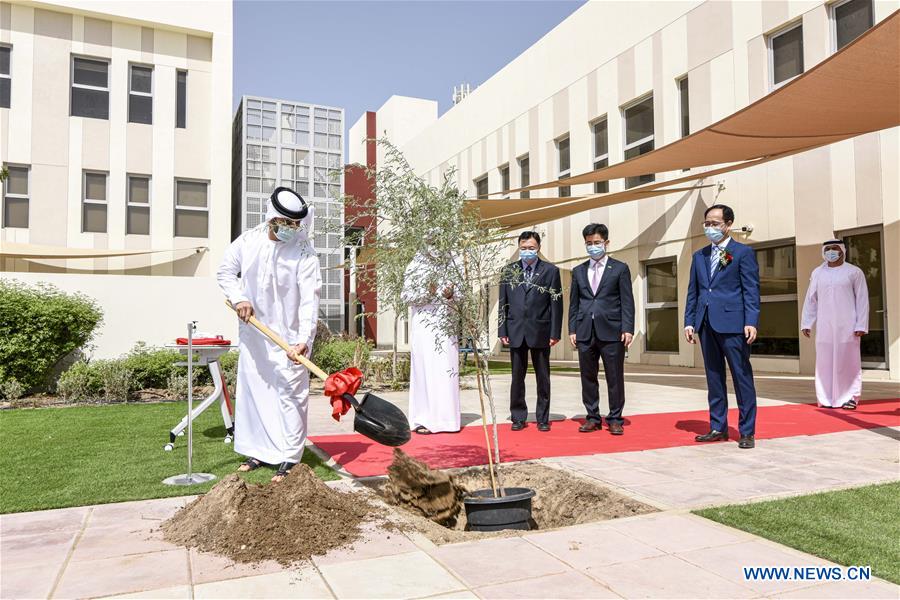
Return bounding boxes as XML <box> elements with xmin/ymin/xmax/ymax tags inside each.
<box><xmin>0</xmin><ymin>402</ymin><xmax>338</xmax><ymax>514</ymax></box>
<box><xmin>696</xmin><ymin>482</ymin><xmax>900</xmax><ymax>584</ymax></box>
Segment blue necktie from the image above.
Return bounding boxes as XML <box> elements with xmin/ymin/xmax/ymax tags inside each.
<box><xmin>525</xmin><ymin>264</ymin><xmax>533</xmax><ymax>283</ymax></box>
<box><xmin>710</xmin><ymin>247</ymin><xmax>721</xmax><ymax>277</ymax></box>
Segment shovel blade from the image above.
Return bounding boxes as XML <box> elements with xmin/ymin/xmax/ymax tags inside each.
<box><xmin>353</xmin><ymin>392</ymin><xmax>411</xmax><ymax>447</ymax></box>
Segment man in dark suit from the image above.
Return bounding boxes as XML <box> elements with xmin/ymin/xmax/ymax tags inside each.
<box><xmin>568</xmin><ymin>223</ymin><xmax>635</xmax><ymax>435</ymax></box>
<box><xmin>498</xmin><ymin>231</ymin><xmax>563</xmax><ymax>432</ymax></box>
<box><xmin>684</xmin><ymin>204</ymin><xmax>760</xmax><ymax>449</ymax></box>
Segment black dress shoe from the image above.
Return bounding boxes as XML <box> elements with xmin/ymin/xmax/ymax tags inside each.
<box><xmin>607</xmin><ymin>422</ymin><xmax>624</xmax><ymax>435</ymax></box>
<box><xmin>511</xmin><ymin>421</ymin><xmax>526</xmax><ymax>431</ymax></box>
<box><xmin>695</xmin><ymin>430</ymin><xmax>728</xmax><ymax>442</ymax></box>
<box><xmin>578</xmin><ymin>421</ymin><xmax>601</xmax><ymax>433</ymax></box>
<box><xmin>537</xmin><ymin>422</ymin><xmax>550</xmax><ymax>432</ymax></box>
<box><xmin>738</xmin><ymin>435</ymin><xmax>755</xmax><ymax>449</ymax></box>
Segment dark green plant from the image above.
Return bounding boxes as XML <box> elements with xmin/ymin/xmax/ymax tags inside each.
<box><xmin>121</xmin><ymin>342</ymin><xmax>185</xmax><ymax>389</ymax></box>
<box><xmin>57</xmin><ymin>360</ymin><xmax>102</xmax><ymax>402</ymax></box>
<box><xmin>312</xmin><ymin>338</ymin><xmax>370</xmax><ymax>375</ymax></box>
<box><xmin>0</xmin><ymin>282</ymin><xmax>103</xmax><ymax>391</ymax></box>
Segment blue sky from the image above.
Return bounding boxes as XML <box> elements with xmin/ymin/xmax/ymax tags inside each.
<box><xmin>233</xmin><ymin>0</ymin><xmax>584</xmax><ymax>142</ymax></box>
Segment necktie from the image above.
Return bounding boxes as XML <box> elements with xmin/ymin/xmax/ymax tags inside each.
<box><xmin>591</xmin><ymin>262</ymin><xmax>600</xmax><ymax>294</ymax></box>
<box><xmin>524</xmin><ymin>264</ymin><xmax>533</xmax><ymax>283</ymax></box>
<box><xmin>710</xmin><ymin>246</ymin><xmax>721</xmax><ymax>277</ymax></box>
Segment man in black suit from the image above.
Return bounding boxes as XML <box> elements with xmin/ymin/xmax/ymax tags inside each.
<box><xmin>569</xmin><ymin>223</ymin><xmax>635</xmax><ymax>435</ymax></box>
<box><xmin>498</xmin><ymin>231</ymin><xmax>563</xmax><ymax>432</ymax></box>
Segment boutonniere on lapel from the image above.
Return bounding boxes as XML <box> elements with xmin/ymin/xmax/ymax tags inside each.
<box><xmin>718</xmin><ymin>250</ymin><xmax>734</xmax><ymax>269</ymax></box>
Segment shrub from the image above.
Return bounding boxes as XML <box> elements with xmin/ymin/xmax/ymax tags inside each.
<box><xmin>365</xmin><ymin>354</ymin><xmax>410</xmax><ymax>387</ymax></box>
<box><xmin>122</xmin><ymin>342</ymin><xmax>185</xmax><ymax>389</ymax></box>
<box><xmin>0</xmin><ymin>378</ymin><xmax>25</xmax><ymax>402</ymax></box>
<box><xmin>166</xmin><ymin>369</ymin><xmax>200</xmax><ymax>400</ymax></box>
<box><xmin>57</xmin><ymin>361</ymin><xmax>102</xmax><ymax>403</ymax></box>
<box><xmin>312</xmin><ymin>338</ymin><xmax>370</xmax><ymax>375</ymax></box>
<box><xmin>94</xmin><ymin>359</ymin><xmax>134</xmax><ymax>403</ymax></box>
<box><xmin>0</xmin><ymin>281</ymin><xmax>103</xmax><ymax>391</ymax></box>
<box><xmin>218</xmin><ymin>350</ymin><xmax>239</xmax><ymax>390</ymax></box>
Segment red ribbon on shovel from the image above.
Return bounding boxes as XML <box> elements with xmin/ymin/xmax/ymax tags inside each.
<box><xmin>324</xmin><ymin>367</ymin><xmax>363</xmax><ymax>421</ymax></box>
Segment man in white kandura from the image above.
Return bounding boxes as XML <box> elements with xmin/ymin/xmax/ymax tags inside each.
<box><xmin>217</xmin><ymin>187</ymin><xmax>322</xmax><ymax>481</ymax></box>
<box><xmin>401</xmin><ymin>248</ymin><xmax>461</xmax><ymax>434</ymax></box>
<box><xmin>801</xmin><ymin>239</ymin><xmax>869</xmax><ymax>411</ymax></box>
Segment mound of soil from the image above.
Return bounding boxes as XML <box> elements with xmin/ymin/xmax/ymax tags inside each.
<box><xmin>162</xmin><ymin>465</ymin><xmax>376</xmax><ymax>565</ymax></box>
<box><xmin>385</xmin><ymin>449</ymin><xmax>465</xmax><ymax>526</ymax></box>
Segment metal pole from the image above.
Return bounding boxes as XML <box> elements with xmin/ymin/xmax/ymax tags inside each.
<box><xmin>186</xmin><ymin>321</ymin><xmax>194</xmax><ymax>480</ymax></box>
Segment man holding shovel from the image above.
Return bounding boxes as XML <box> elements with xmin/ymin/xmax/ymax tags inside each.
<box><xmin>217</xmin><ymin>187</ymin><xmax>321</xmax><ymax>482</ymax></box>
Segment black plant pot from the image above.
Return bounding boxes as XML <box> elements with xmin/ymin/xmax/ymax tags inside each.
<box><xmin>463</xmin><ymin>487</ymin><xmax>536</xmax><ymax>532</ymax></box>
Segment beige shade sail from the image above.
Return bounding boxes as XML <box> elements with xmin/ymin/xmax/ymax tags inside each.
<box><xmin>0</xmin><ymin>242</ymin><xmax>207</xmax><ymax>259</ymax></box>
<box><xmin>492</xmin><ymin>10</ymin><xmax>899</xmax><ymax>196</ymax></box>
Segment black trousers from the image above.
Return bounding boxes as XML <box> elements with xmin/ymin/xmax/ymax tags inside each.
<box><xmin>509</xmin><ymin>344</ymin><xmax>551</xmax><ymax>425</ymax></box>
<box><xmin>577</xmin><ymin>335</ymin><xmax>626</xmax><ymax>425</ymax></box>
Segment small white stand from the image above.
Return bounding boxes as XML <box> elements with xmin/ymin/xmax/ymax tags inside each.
<box><xmin>163</xmin><ymin>322</ymin><xmax>216</xmax><ymax>486</ymax></box>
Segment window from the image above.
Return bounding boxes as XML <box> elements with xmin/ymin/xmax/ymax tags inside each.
<box><xmin>644</xmin><ymin>258</ymin><xmax>679</xmax><ymax>352</ymax></box>
<box><xmin>518</xmin><ymin>154</ymin><xmax>530</xmax><ymax>199</ymax></box>
<box><xmin>71</xmin><ymin>57</ymin><xmax>109</xmax><ymax>119</ymax></box>
<box><xmin>752</xmin><ymin>243</ymin><xmax>799</xmax><ymax>356</ymax></box>
<box><xmin>128</xmin><ymin>65</ymin><xmax>152</xmax><ymax>124</ymax></box>
<box><xmin>174</xmin><ymin>179</ymin><xmax>208</xmax><ymax>237</ymax></box>
<box><xmin>127</xmin><ymin>175</ymin><xmax>150</xmax><ymax>235</ymax></box>
<box><xmin>474</xmin><ymin>175</ymin><xmax>489</xmax><ymax>200</ymax></box>
<box><xmin>82</xmin><ymin>171</ymin><xmax>108</xmax><ymax>233</ymax></box>
<box><xmin>499</xmin><ymin>164</ymin><xmax>510</xmax><ymax>198</ymax></box>
<box><xmin>246</xmin><ymin>100</ymin><xmax>276</xmax><ymax>143</ymax></box>
<box><xmin>557</xmin><ymin>135</ymin><xmax>571</xmax><ymax>197</ymax></box>
<box><xmin>176</xmin><ymin>70</ymin><xmax>187</xmax><ymax>128</ymax></box>
<box><xmin>769</xmin><ymin>22</ymin><xmax>804</xmax><ymax>86</ymax></box>
<box><xmin>832</xmin><ymin>0</ymin><xmax>873</xmax><ymax>51</ymax></box>
<box><xmin>0</xmin><ymin>45</ymin><xmax>10</xmax><ymax>109</ymax></box>
<box><xmin>623</xmin><ymin>95</ymin><xmax>654</xmax><ymax>188</ymax></box>
<box><xmin>313</xmin><ymin>152</ymin><xmax>340</xmax><ymax>199</ymax></box>
<box><xmin>592</xmin><ymin>118</ymin><xmax>609</xmax><ymax>193</ymax></box>
<box><xmin>281</xmin><ymin>103</ymin><xmax>311</xmax><ymax>146</ymax></box>
<box><xmin>677</xmin><ymin>76</ymin><xmax>690</xmax><ymax>137</ymax></box>
<box><xmin>2</xmin><ymin>165</ymin><xmax>28</xmax><ymax>228</ymax></box>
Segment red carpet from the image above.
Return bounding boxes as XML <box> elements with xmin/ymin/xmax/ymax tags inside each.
<box><xmin>308</xmin><ymin>399</ymin><xmax>899</xmax><ymax>477</ymax></box>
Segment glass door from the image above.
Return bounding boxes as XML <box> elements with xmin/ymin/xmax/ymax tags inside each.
<box><xmin>842</xmin><ymin>229</ymin><xmax>887</xmax><ymax>369</ymax></box>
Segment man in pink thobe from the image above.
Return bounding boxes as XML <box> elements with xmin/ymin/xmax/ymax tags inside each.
<box><xmin>801</xmin><ymin>239</ymin><xmax>869</xmax><ymax>410</ymax></box>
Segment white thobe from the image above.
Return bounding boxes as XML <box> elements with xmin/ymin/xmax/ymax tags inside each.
<box><xmin>401</xmin><ymin>253</ymin><xmax>461</xmax><ymax>433</ymax></box>
<box><xmin>801</xmin><ymin>262</ymin><xmax>869</xmax><ymax>408</ymax></box>
<box><xmin>217</xmin><ymin>226</ymin><xmax>321</xmax><ymax>464</ymax></box>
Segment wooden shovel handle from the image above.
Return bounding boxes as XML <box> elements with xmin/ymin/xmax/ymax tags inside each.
<box><xmin>225</xmin><ymin>300</ymin><xmax>328</xmax><ymax>380</ymax></box>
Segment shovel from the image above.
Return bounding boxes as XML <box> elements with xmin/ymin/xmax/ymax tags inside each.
<box><xmin>226</xmin><ymin>301</ymin><xmax>411</xmax><ymax>447</ymax></box>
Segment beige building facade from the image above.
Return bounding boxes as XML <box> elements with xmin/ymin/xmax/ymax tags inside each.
<box><xmin>1</xmin><ymin>0</ymin><xmax>235</xmax><ymax>356</ymax></box>
<box><xmin>356</xmin><ymin>0</ymin><xmax>899</xmax><ymax>379</ymax></box>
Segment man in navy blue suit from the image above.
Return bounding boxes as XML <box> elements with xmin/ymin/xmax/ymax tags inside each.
<box><xmin>684</xmin><ymin>204</ymin><xmax>760</xmax><ymax>449</ymax></box>
<box><xmin>569</xmin><ymin>223</ymin><xmax>635</xmax><ymax>435</ymax></box>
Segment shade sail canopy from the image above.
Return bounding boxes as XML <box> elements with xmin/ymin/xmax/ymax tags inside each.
<box><xmin>493</xmin><ymin>10</ymin><xmax>899</xmax><ymax>196</ymax></box>
<box><xmin>0</xmin><ymin>242</ymin><xmax>207</xmax><ymax>259</ymax></box>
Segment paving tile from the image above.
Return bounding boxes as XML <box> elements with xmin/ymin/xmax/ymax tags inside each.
<box><xmin>313</xmin><ymin>521</ymin><xmax>419</xmax><ymax>566</ymax></box>
<box><xmin>677</xmin><ymin>540</ymin><xmax>834</xmax><ymax>595</ymax></box>
<box><xmin>189</xmin><ymin>548</ymin><xmax>284</xmax><ymax>585</ymax></box>
<box><xmin>756</xmin><ymin>467</ymin><xmax>846</xmax><ymax>494</ymax></box>
<box><xmin>525</xmin><ymin>523</ymin><xmax>663</xmax><ymax>570</ymax></box>
<box><xmin>100</xmin><ymin>584</ymin><xmax>192</xmax><ymax>599</ymax></box>
<box><xmin>711</xmin><ymin>475</ymin><xmax>794</xmax><ymax>501</ymax></box>
<box><xmin>625</xmin><ymin>479</ymin><xmax>733</xmax><ymax>508</ymax></box>
<box><xmin>194</xmin><ymin>564</ymin><xmax>332</xmax><ymax>599</ymax></box>
<box><xmin>430</xmin><ymin>537</ymin><xmax>569</xmax><ymax>587</ymax></box>
<box><xmin>89</xmin><ymin>496</ymin><xmax>189</xmax><ymax>528</ymax></box>
<box><xmin>0</xmin><ymin>562</ymin><xmax>59</xmax><ymax>600</ymax></box>
<box><xmin>416</xmin><ymin>592</ymin><xmax>478</xmax><ymax>599</ymax></box>
<box><xmin>0</xmin><ymin>529</ymin><xmax>76</xmax><ymax>568</ymax></box>
<box><xmin>770</xmin><ymin>579</ymin><xmax>900</xmax><ymax>598</ymax></box>
<box><xmin>475</xmin><ymin>570</ymin><xmax>620</xmax><ymax>599</ymax></box>
<box><xmin>70</xmin><ymin>521</ymin><xmax>181</xmax><ymax>562</ymax></box>
<box><xmin>0</xmin><ymin>506</ymin><xmax>88</xmax><ymax>537</ymax></box>
<box><xmin>319</xmin><ymin>550</ymin><xmax>463</xmax><ymax>599</ymax></box>
<box><xmin>585</xmin><ymin>553</ymin><xmax>756</xmax><ymax>598</ymax></box>
<box><xmin>54</xmin><ymin>549</ymin><xmax>190</xmax><ymax>599</ymax></box>
<box><xmin>607</xmin><ymin>513</ymin><xmax>749</xmax><ymax>553</ymax></box>
<box><xmin>581</xmin><ymin>467</ymin><xmax>676</xmax><ymax>487</ymax></box>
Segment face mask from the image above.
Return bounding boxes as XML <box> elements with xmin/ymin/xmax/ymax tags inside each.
<box><xmin>586</xmin><ymin>244</ymin><xmax>606</xmax><ymax>258</ymax></box>
<box><xmin>274</xmin><ymin>225</ymin><xmax>297</xmax><ymax>243</ymax></box>
<box><xmin>704</xmin><ymin>226</ymin><xmax>725</xmax><ymax>243</ymax></box>
<box><xmin>824</xmin><ymin>250</ymin><xmax>842</xmax><ymax>263</ymax></box>
<box><xmin>519</xmin><ymin>249</ymin><xmax>538</xmax><ymax>262</ymax></box>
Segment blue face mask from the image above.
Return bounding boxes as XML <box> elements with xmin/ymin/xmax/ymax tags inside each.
<box><xmin>586</xmin><ymin>244</ymin><xmax>606</xmax><ymax>258</ymax></box>
<box><xmin>824</xmin><ymin>250</ymin><xmax>842</xmax><ymax>263</ymax></box>
<box><xmin>519</xmin><ymin>249</ymin><xmax>538</xmax><ymax>262</ymax></box>
<box><xmin>704</xmin><ymin>226</ymin><xmax>726</xmax><ymax>244</ymax></box>
<box><xmin>274</xmin><ymin>225</ymin><xmax>297</xmax><ymax>243</ymax></box>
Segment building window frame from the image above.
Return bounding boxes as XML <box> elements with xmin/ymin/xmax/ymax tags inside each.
<box><xmin>474</xmin><ymin>174</ymin><xmax>489</xmax><ymax>200</ymax></box>
<box><xmin>173</xmin><ymin>178</ymin><xmax>210</xmax><ymax>238</ymax></box>
<box><xmin>70</xmin><ymin>55</ymin><xmax>110</xmax><ymax>120</ymax></box>
<box><xmin>0</xmin><ymin>44</ymin><xmax>11</xmax><ymax>109</ymax></box>
<box><xmin>751</xmin><ymin>239</ymin><xmax>800</xmax><ymax>357</ymax></box>
<box><xmin>82</xmin><ymin>170</ymin><xmax>108</xmax><ymax>233</ymax></box>
<box><xmin>643</xmin><ymin>257</ymin><xmax>680</xmax><ymax>354</ymax></box>
<box><xmin>499</xmin><ymin>163</ymin><xmax>510</xmax><ymax>199</ymax></box>
<box><xmin>676</xmin><ymin>75</ymin><xmax>690</xmax><ymax>138</ymax></box>
<box><xmin>517</xmin><ymin>154</ymin><xmax>530</xmax><ymax>199</ymax></box>
<box><xmin>126</xmin><ymin>174</ymin><xmax>151</xmax><ymax>235</ymax></box>
<box><xmin>829</xmin><ymin>0</ymin><xmax>874</xmax><ymax>53</ymax></box>
<box><xmin>127</xmin><ymin>63</ymin><xmax>153</xmax><ymax>125</ymax></box>
<box><xmin>176</xmin><ymin>69</ymin><xmax>187</xmax><ymax>128</ymax></box>
<box><xmin>2</xmin><ymin>163</ymin><xmax>29</xmax><ymax>229</ymax></box>
<box><xmin>556</xmin><ymin>134</ymin><xmax>571</xmax><ymax>197</ymax></box>
<box><xmin>621</xmin><ymin>93</ymin><xmax>655</xmax><ymax>188</ymax></box>
<box><xmin>591</xmin><ymin>116</ymin><xmax>609</xmax><ymax>194</ymax></box>
<box><xmin>767</xmin><ymin>20</ymin><xmax>805</xmax><ymax>89</ymax></box>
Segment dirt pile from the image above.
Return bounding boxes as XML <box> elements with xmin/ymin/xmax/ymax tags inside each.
<box><xmin>162</xmin><ymin>465</ymin><xmax>375</xmax><ymax>565</ymax></box>
<box><xmin>385</xmin><ymin>449</ymin><xmax>465</xmax><ymax>526</ymax></box>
